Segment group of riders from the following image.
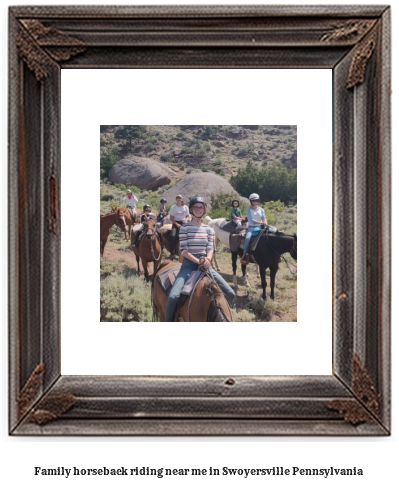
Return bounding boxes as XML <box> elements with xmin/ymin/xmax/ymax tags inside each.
<box><xmin>122</xmin><ymin>189</ymin><xmax>274</xmax><ymax>322</ymax></box>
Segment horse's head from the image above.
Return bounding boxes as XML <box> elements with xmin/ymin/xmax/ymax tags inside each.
<box><xmin>143</xmin><ymin>216</ymin><xmax>157</xmax><ymax>239</ymax></box>
<box><xmin>115</xmin><ymin>210</ymin><xmax>126</xmax><ymax>231</ymax></box>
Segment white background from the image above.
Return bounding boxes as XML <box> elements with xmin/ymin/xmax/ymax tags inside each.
<box><xmin>1</xmin><ymin>1</ymin><xmax>397</xmax><ymax>492</ymax></box>
<box><xmin>61</xmin><ymin>68</ymin><xmax>332</xmax><ymax>376</ymax></box>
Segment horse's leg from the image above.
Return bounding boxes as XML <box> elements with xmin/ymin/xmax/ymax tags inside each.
<box><xmin>100</xmin><ymin>238</ymin><xmax>107</xmax><ymax>257</ymax></box>
<box><xmin>231</xmin><ymin>251</ymin><xmax>238</xmax><ymax>288</ymax></box>
<box><xmin>256</xmin><ymin>264</ymin><xmax>260</xmax><ymax>278</ymax></box>
<box><xmin>259</xmin><ymin>265</ymin><xmax>267</xmax><ymax>300</ymax></box>
<box><xmin>142</xmin><ymin>259</ymin><xmax>149</xmax><ymax>281</ymax></box>
<box><xmin>212</xmin><ymin>237</ymin><xmax>221</xmax><ymax>272</ymax></box>
<box><xmin>242</xmin><ymin>263</ymin><xmax>250</xmax><ymax>287</ymax></box>
<box><xmin>269</xmin><ymin>265</ymin><xmax>278</xmax><ymax>301</ymax></box>
<box><xmin>135</xmin><ymin>254</ymin><xmax>140</xmax><ymax>275</ymax></box>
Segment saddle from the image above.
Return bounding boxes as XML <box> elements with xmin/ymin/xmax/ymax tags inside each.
<box><xmin>229</xmin><ymin>226</ymin><xmax>267</xmax><ymax>253</ymax></box>
<box><xmin>220</xmin><ymin>219</ymin><xmax>238</xmax><ymax>233</ymax></box>
<box><xmin>157</xmin><ymin>264</ymin><xmax>204</xmax><ymax>298</ymax></box>
<box><xmin>126</xmin><ymin>207</ymin><xmax>137</xmax><ymax>220</ymax></box>
<box><xmin>132</xmin><ymin>224</ymin><xmax>162</xmax><ymax>248</ymax></box>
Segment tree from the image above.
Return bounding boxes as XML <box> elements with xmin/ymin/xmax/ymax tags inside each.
<box><xmin>230</xmin><ymin>162</ymin><xmax>297</xmax><ymax>205</ymax></box>
<box><xmin>201</xmin><ymin>125</ymin><xmax>216</xmax><ymax>140</ymax></box>
<box><xmin>100</xmin><ymin>146</ymin><xmax>119</xmax><ymax>178</ymax></box>
<box><xmin>114</xmin><ymin>125</ymin><xmax>147</xmax><ymax>151</ymax></box>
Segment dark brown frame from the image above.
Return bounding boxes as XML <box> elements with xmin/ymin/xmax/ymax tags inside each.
<box><xmin>9</xmin><ymin>5</ymin><xmax>391</xmax><ymax>436</ymax></box>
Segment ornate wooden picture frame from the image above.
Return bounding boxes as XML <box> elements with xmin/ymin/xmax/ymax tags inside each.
<box><xmin>9</xmin><ymin>5</ymin><xmax>391</xmax><ymax>435</ymax></box>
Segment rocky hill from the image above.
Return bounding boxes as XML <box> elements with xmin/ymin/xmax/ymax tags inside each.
<box><xmin>100</xmin><ymin>125</ymin><xmax>296</xmax><ymax>205</ymax></box>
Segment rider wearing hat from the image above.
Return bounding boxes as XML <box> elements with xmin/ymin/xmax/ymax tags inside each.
<box><xmin>122</xmin><ymin>189</ymin><xmax>139</xmax><ymax>220</ymax></box>
<box><xmin>241</xmin><ymin>193</ymin><xmax>267</xmax><ymax>265</ymax></box>
<box><xmin>164</xmin><ymin>196</ymin><xmax>235</xmax><ymax>322</ymax></box>
<box><xmin>168</xmin><ymin>194</ymin><xmax>190</xmax><ymax>258</ymax></box>
<box><xmin>140</xmin><ymin>204</ymin><xmax>156</xmax><ymax>223</ymax></box>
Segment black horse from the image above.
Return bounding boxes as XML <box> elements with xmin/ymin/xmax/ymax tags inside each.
<box><xmin>232</xmin><ymin>233</ymin><xmax>297</xmax><ymax>300</ymax></box>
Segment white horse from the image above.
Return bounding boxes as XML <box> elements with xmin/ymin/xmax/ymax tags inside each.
<box><xmin>207</xmin><ymin>218</ymin><xmax>259</xmax><ymax>288</ymax></box>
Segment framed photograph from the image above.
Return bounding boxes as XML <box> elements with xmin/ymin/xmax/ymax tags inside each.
<box><xmin>9</xmin><ymin>5</ymin><xmax>391</xmax><ymax>435</ymax></box>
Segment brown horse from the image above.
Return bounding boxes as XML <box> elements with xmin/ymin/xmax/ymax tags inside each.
<box><xmin>100</xmin><ymin>210</ymin><xmax>127</xmax><ymax>256</ymax></box>
<box><xmin>158</xmin><ymin>223</ymin><xmax>181</xmax><ymax>260</ymax></box>
<box><xmin>131</xmin><ymin>216</ymin><xmax>162</xmax><ymax>281</ymax></box>
<box><xmin>112</xmin><ymin>206</ymin><xmax>142</xmax><ymax>240</ymax></box>
<box><xmin>152</xmin><ymin>261</ymin><xmax>233</xmax><ymax>322</ymax></box>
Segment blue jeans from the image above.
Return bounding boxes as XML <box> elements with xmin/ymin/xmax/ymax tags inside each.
<box><xmin>165</xmin><ymin>255</ymin><xmax>236</xmax><ymax>322</ymax></box>
<box><xmin>243</xmin><ymin>226</ymin><xmax>256</xmax><ymax>253</ymax></box>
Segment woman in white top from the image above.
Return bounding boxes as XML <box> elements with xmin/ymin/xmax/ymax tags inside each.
<box><xmin>122</xmin><ymin>189</ymin><xmax>139</xmax><ymax>219</ymax></box>
<box><xmin>168</xmin><ymin>194</ymin><xmax>190</xmax><ymax>257</ymax></box>
<box><xmin>241</xmin><ymin>193</ymin><xmax>267</xmax><ymax>265</ymax></box>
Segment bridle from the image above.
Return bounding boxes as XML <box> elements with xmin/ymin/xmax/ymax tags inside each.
<box><xmin>144</xmin><ymin>225</ymin><xmax>162</xmax><ymax>261</ymax></box>
<box><xmin>265</xmin><ymin>233</ymin><xmax>297</xmax><ymax>275</ymax></box>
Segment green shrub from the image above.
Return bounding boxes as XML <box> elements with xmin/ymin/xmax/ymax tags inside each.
<box><xmin>201</xmin><ymin>125</ymin><xmax>216</xmax><ymax>140</ymax></box>
<box><xmin>100</xmin><ymin>274</ymin><xmax>153</xmax><ymax>322</ymax></box>
<box><xmin>100</xmin><ymin>146</ymin><xmax>119</xmax><ymax>178</ymax></box>
<box><xmin>101</xmin><ymin>194</ymin><xmax>114</xmax><ymax>202</ymax></box>
<box><xmin>230</xmin><ymin>161</ymin><xmax>297</xmax><ymax>204</ymax></box>
<box><xmin>161</xmin><ymin>153</ymin><xmax>172</xmax><ymax>162</ymax></box>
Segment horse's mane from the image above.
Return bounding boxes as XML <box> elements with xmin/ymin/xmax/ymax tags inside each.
<box><xmin>101</xmin><ymin>210</ymin><xmax>119</xmax><ymax>218</ymax></box>
<box><xmin>203</xmin><ymin>277</ymin><xmax>231</xmax><ymax>322</ymax></box>
<box><xmin>154</xmin><ymin>260</ymin><xmax>173</xmax><ymax>276</ymax></box>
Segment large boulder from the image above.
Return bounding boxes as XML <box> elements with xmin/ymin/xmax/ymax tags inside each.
<box><xmin>109</xmin><ymin>156</ymin><xmax>178</xmax><ymax>190</ymax></box>
<box><xmin>162</xmin><ymin>172</ymin><xmax>247</xmax><ymax>208</ymax></box>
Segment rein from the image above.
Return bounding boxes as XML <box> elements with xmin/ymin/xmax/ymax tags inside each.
<box><xmin>266</xmin><ymin>234</ymin><xmax>297</xmax><ymax>277</ymax></box>
<box><xmin>145</xmin><ymin>226</ymin><xmax>162</xmax><ymax>261</ymax></box>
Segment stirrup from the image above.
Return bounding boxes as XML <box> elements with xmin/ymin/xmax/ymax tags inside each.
<box><xmin>241</xmin><ymin>254</ymin><xmax>249</xmax><ymax>265</ymax></box>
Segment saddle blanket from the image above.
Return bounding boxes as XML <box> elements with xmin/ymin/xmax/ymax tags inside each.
<box><xmin>156</xmin><ymin>265</ymin><xmax>205</xmax><ymax>298</ymax></box>
<box><xmin>156</xmin><ymin>264</ymin><xmax>181</xmax><ymax>296</ymax></box>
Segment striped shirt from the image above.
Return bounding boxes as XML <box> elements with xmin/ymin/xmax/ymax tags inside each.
<box><xmin>179</xmin><ymin>222</ymin><xmax>214</xmax><ymax>256</ymax></box>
